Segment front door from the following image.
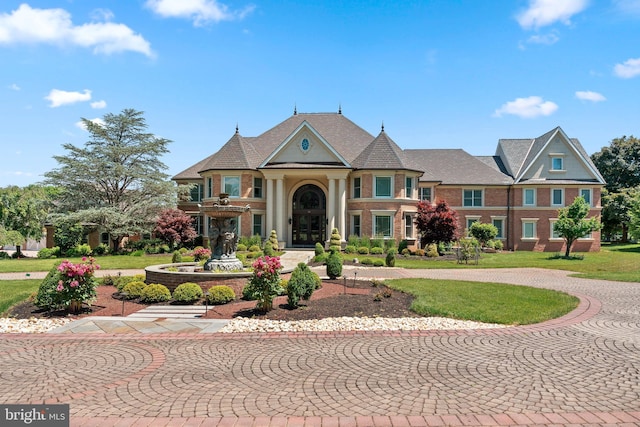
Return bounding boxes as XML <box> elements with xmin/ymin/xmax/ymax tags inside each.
<box><xmin>292</xmin><ymin>184</ymin><xmax>326</xmax><ymax>247</ymax></box>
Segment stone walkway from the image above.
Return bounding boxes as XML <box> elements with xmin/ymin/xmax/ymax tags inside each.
<box><xmin>1</xmin><ymin>263</ymin><xmax>639</xmax><ymax>425</ymax></box>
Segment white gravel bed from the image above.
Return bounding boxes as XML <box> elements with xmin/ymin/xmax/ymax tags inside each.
<box><xmin>218</xmin><ymin>316</ymin><xmax>509</xmax><ymax>333</ymax></box>
<box><xmin>0</xmin><ymin>318</ymin><xmax>72</xmax><ymax>334</ymax></box>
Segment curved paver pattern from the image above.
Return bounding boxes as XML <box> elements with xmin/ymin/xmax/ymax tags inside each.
<box><xmin>1</xmin><ymin>268</ymin><xmax>639</xmax><ymax>426</ymax></box>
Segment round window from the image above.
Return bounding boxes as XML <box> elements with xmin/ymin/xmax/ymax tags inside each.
<box><xmin>300</xmin><ymin>138</ymin><xmax>310</xmax><ymax>152</ymax></box>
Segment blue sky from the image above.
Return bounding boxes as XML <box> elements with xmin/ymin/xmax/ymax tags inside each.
<box><xmin>1</xmin><ymin>0</ymin><xmax>639</xmax><ymax>187</ymax></box>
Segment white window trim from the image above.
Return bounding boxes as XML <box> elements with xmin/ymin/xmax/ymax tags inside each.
<box><xmin>206</xmin><ymin>177</ymin><xmax>213</xmax><ymax>198</ymax></box>
<box><xmin>490</xmin><ymin>215</ymin><xmax>506</xmax><ymax>239</ymax></box>
<box><xmin>580</xmin><ymin>188</ymin><xmax>593</xmax><ymax>207</ymax></box>
<box><xmin>549</xmin><ymin>219</ymin><xmax>562</xmax><ymax>240</ymax></box>
<box><xmin>404</xmin><ymin>211</ymin><xmax>416</xmax><ymax>240</ymax></box>
<box><xmin>252</xmin><ymin>210</ymin><xmax>265</xmax><ymax>237</ymax></box>
<box><xmin>550</xmin><ymin>153</ymin><xmax>566</xmax><ymax>172</ymax></box>
<box><xmin>463</xmin><ymin>189</ymin><xmax>483</xmax><ymax>207</ymax></box>
<box><xmin>523</xmin><ymin>188</ymin><xmax>536</xmax><ymax>207</ymax></box>
<box><xmin>405</xmin><ymin>177</ymin><xmax>413</xmax><ymax>199</ymax></box>
<box><xmin>222</xmin><ymin>176</ymin><xmax>241</xmax><ymax>198</ymax></box>
<box><xmin>419</xmin><ymin>186</ymin><xmax>433</xmax><ymax>202</ymax></box>
<box><xmin>352</xmin><ymin>176</ymin><xmax>361</xmax><ymax>199</ymax></box>
<box><xmin>551</xmin><ymin>188</ymin><xmax>565</xmax><ymax>207</ymax></box>
<box><xmin>371</xmin><ymin>210</ymin><xmax>395</xmax><ymax>238</ymax></box>
<box><xmin>521</xmin><ymin>218</ymin><xmax>539</xmax><ymax>240</ymax></box>
<box><xmin>349</xmin><ymin>210</ymin><xmax>363</xmax><ymax>237</ymax></box>
<box><xmin>465</xmin><ymin>215</ymin><xmax>481</xmax><ymax>236</ymax></box>
<box><xmin>374</xmin><ymin>176</ymin><xmax>393</xmax><ymax>199</ymax></box>
<box><xmin>253</xmin><ymin>177</ymin><xmax>263</xmax><ymax>199</ymax></box>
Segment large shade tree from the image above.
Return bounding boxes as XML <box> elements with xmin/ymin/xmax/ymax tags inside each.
<box><xmin>591</xmin><ymin>135</ymin><xmax>640</xmax><ymax>241</ymax></box>
<box><xmin>414</xmin><ymin>199</ymin><xmax>460</xmax><ymax>248</ymax></box>
<box><xmin>45</xmin><ymin>109</ymin><xmax>181</xmax><ymax>250</ymax></box>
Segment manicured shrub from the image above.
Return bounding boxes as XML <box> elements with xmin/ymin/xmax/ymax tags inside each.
<box><xmin>287</xmin><ymin>262</ymin><xmax>319</xmax><ymax>308</ymax></box>
<box><xmin>344</xmin><ymin>245</ymin><xmax>356</xmax><ymax>254</ymax></box>
<box><xmin>330</xmin><ymin>228</ymin><xmax>341</xmax><ymax>249</ymax></box>
<box><xmin>34</xmin><ymin>258</ymin><xmax>99</xmax><ymax>313</ymax></box>
<box><xmin>93</xmin><ymin>243</ymin><xmax>109</xmax><ymax>255</ymax></box>
<box><xmin>34</xmin><ymin>262</ymin><xmax>65</xmax><ymax>310</ymax></box>
<box><xmin>267</xmin><ymin>230</ymin><xmax>279</xmax><ymax>252</ymax></box>
<box><xmin>415</xmin><ymin>248</ymin><xmax>426</xmax><ymax>256</ymax></box>
<box><xmin>357</xmin><ymin>246</ymin><xmax>370</xmax><ymax>255</ymax></box>
<box><xmin>67</xmin><ymin>243</ymin><xmax>92</xmax><ymax>257</ymax></box>
<box><xmin>398</xmin><ymin>239</ymin><xmax>408</xmax><ymax>254</ymax></box>
<box><xmin>426</xmin><ymin>244</ymin><xmax>439</xmax><ymax>258</ymax></box>
<box><xmin>172</xmin><ymin>250</ymin><xmax>183</xmax><ymax>263</ymax></box>
<box><xmin>37</xmin><ymin>247</ymin><xmax>60</xmax><ymax>259</ymax></box>
<box><xmin>373</xmin><ymin>259</ymin><xmax>385</xmax><ymax>267</ymax></box>
<box><xmin>401</xmin><ymin>248</ymin><xmax>411</xmax><ymax>256</ymax></box>
<box><xmin>385</xmin><ymin>248</ymin><xmax>396</xmax><ymax>267</ymax></box>
<box><xmin>384</xmin><ymin>239</ymin><xmax>396</xmax><ymax>252</ymax></box>
<box><xmin>361</xmin><ymin>258</ymin><xmax>374</xmax><ymax>265</ymax></box>
<box><xmin>248</xmin><ymin>245</ymin><xmax>261</xmax><ymax>252</ymax></box>
<box><xmin>122</xmin><ymin>281</ymin><xmax>147</xmax><ymax>299</ymax></box>
<box><xmin>469</xmin><ymin>222</ymin><xmax>498</xmax><ymax>247</ymax></box>
<box><xmin>246</xmin><ymin>250</ymin><xmax>263</xmax><ymax>259</ymax></box>
<box><xmin>315</xmin><ymin>242</ymin><xmax>325</xmax><ymax>256</ymax></box>
<box><xmin>173</xmin><ymin>282</ymin><xmax>203</xmax><ymax>303</ymax></box>
<box><xmin>326</xmin><ymin>249</ymin><xmax>343</xmax><ymax>279</ymax></box>
<box><xmin>494</xmin><ymin>240</ymin><xmax>504</xmax><ymax>250</ymax></box>
<box><xmin>236</xmin><ymin>243</ymin><xmax>248</xmax><ymax>252</ymax></box>
<box><xmin>314</xmin><ymin>253</ymin><xmax>328</xmax><ymax>263</ymax></box>
<box><xmin>370</xmin><ymin>238</ymin><xmax>384</xmax><ymax>249</ymax></box>
<box><xmin>347</xmin><ymin>235</ymin><xmax>360</xmax><ymax>248</ymax></box>
<box><xmin>207</xmin><ymin>285</ymin><xmax>236</xmax><ymax>304</ymax></box>
<box><xmin>140</xmin><ymin>283</ymin><xmax>171</xmax><ymax>303</ymax></box>
<box><xmin>370</xmin><ymin>247</ymin><xmax>384</xmax><ymax>255</ymax></box>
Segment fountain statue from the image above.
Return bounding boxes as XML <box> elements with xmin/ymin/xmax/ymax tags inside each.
<box><xmin>199</xmin><ymin>194</ymin><xmax>250</xmax><ymax>271</ymax></box>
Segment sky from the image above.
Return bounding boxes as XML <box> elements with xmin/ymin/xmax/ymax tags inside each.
<box><xmin>1</xmin><ymin>0</ymin><xmax>640</xmax><ymax>187</ymax></box>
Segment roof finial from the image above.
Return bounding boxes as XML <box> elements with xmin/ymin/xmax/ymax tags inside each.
<box><xmin>338</xmin><ymin>103</ymin><xmax>342</xmax><ymax>114</ymax></box>
<box><xmin>293</xmin><ymin>103</ymin><xmax>297</xmax><ymax>115</ymax></box>
<box><xmin>235</xmin><ymin>123</ymin><xmax>239</xmax><ymax>134</ymax></box>
<box><xmin>381</xmin><ymin>121</ymin><xmax>385</xmax><ymax>132</ymax></box>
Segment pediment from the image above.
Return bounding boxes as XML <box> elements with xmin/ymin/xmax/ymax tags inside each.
<box><xmin>259</xmin><ymin>121</ymin><xmax>350</xmax><ymax>167</ymax></box>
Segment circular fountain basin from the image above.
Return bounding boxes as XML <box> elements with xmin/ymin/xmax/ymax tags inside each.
<box><xmin>145</xmin><ymin>262</ymin><xmax>251</xmax><ymax>292</ymax></box>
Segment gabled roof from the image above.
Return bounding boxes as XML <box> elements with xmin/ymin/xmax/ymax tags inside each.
<box><xmin>197</xmin><ymin>130</ymin><xmax>262</xmax><ymax>173</ymax></box>
<box><xmin>352</xmin><ymin>130</ymin><xmax>423</xmax><ymax>173</ymax></box>
<box><xmin>498</xmin><ymin>126</ymin><xmax>605</xmax><ymax>184</ymax></box>
<box><xmin>172</xmin><ymin>153</ymin><xmax>216</xmax><ymax>180</ymax></box>
<box><xmin>406</xmin><ymin>149</ymin><xmax>513</xmax><ymax>185</ymax></box>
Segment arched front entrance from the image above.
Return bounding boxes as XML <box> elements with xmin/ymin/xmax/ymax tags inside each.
<box><xmin>291</xmin><ymin>184</ymin><xmax>326</xmax><ymax>247</ymax></box>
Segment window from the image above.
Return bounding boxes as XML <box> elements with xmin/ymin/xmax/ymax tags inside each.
<box><xmin>100</xmin><ymin>232</ymin><xmax>110</xmax><ymax>245</ymax></box>
<box><xmin>207</xmin><ymin>177</ymin><xmax>213</xmax><ymax>198</ymax></box>
<box><xmin>352</xmin><ymin>215</ymin><xmax>361</xmax><ymax>237</ymax></box>
<box><xmin>580</xmin><ymin>188</ymin><xmax>592</xmax><ymax>207</ymax></box>
<box><xmin>253</xmin><ymin>177</ymin><xmax>263</xmax><ymax>198</ymax></box>
<box><xmin>405</xmin><ymin>177</ymin><xmax>413</xmax><ymax>198</ymax></box>
<box><xmin>374</xmin><ymin>215</ymin><xmax>392</xmax><ymax>238</ymax></box>
<box><xmin>353</xmin><ymin>177</ymin><xmax>361</xmax><ymax>199</ymax></box>
<box><xmin>191</xmin><ymin>215</ymin><xmax>204</xmax><ymax>235</ymax></box>
<box><xmin>419</xmin><ymin>187</ymin><xmax>431</xmax><ymax>202</ymax></box>
<box><xmin>223</xmin><ymin>176</ymin><xmax>240</xmax><ymax>197</ymax></box>
<box><xmin>190</xmin><ymin>183</ymin><xmax>204</xmax><ymax>202</ymax></box>
<box><xmin>404</xmin><ymin>213</ymin><xmax>414</xmax><ymax>239</ymax></box>
<box><xmin>492</xmin><ymin>218</ymin><xmax>504</xmax><ymax>239</ymax></box>
<box><xmin>551</xmin><ymin>156</ymin><xmax>564</xmax><ymax>171</ymax></box>
<box><xmin>375</xmin><ymin>176</ymin><xmax>392</xmax><ymax>198</ymax></box>
<box><xmin>463</xmin><ymin>189</ymin><xmax>483</xmax><ymax>207</ymax></box>
<box><xmin>252</xmin><ymin>214</ymin><xmax>263</xmax><ymax>237</ymax></box>
<box><xmin>551</xmin><ymin>188</ymin><xmax>564</xmax><ymax>206</ymax></box>
<box><xmin>522</xmin><ymin>220</ymin><xmax>538</xmax><ymax>239</ymax></box>
<box><xmin>523</xmin><ymin>188</ymin><xmax>536</xmax><ymax>206</ymax></box>
<box><xmin>466</xmin><ymin>216</ymin><xmax>481</xmax><ymax>233</ymax></box>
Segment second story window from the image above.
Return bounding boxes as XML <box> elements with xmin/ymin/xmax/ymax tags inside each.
<box><xmin>463</xmin><ymin>189</ymin><xmax>483</xmax><ymax>207</ymax></box>
<box><xmin>190</xmin><ymin>183</ymin><xmax>203</xmax><ymax>202</ymax></box>
<box><xmin>253</xmin><ymin>177</ymin><xmax>263</xmax><ymax>198</ymax></box>
<box><xmin>223</xmin><ymin>176</ymin><xmax>240</xmax><ymax>197</ymax></box>
<box><xmin>405</xmin><ymin>177</ymin><xmax>413</xmax><ymax>198</ymax></box>
<box><xmin>419</xmin><ymin>187</ymin><xmax>431</xmax><ymax>202</ymax></box>
<box><xmin>353</xmin><ymin>177</ymin><xmax>361</xmax><ymax>198</ymax></box>
<box><xmin>375</xmin><ymin>176</ymin><xmax>392</xmax><ymax>198</ymax></box>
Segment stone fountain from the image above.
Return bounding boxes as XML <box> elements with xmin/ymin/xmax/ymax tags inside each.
<box><xmin>199</xmin><ymin>194</ymin><xmax>250</xmax><ymax>272</ymax></box>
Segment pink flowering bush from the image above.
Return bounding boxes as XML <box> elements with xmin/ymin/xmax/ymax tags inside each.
<box><xmin>242</xmin><ymin>256</ymin><xmax>283</xmax><ymax>312</ymax></box>
<box><xmin>191</xmin><ymin>247</ymin><xmax>212</xmax><ymax>262</ymax></box>
<box><xmin>34</xmin><ymin>257</ymin><xmax>100</xmax><ymax>313</ymax></box>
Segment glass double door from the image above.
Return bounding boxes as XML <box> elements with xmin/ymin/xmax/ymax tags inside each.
<box><xmin>292</xmin><ymin>213</ymin><xmax>325</xmax><ymax>246</ymax></box>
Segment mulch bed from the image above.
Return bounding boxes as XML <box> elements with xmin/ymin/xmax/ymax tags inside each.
<box><xmin>8</xmin><ymin>279</ymin><xmax>419</xmax><ymax>321</ymax></box>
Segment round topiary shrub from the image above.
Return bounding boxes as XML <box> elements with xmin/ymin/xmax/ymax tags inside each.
<box><xmin>361</xmin><ymin>258</ymin><xmax>374</xmax><ymax>265</ymax></box>
<box><xmin>173</xmin><ymin>282</ymin><xmax>203</xmax><ymax>303</ymax></box>
<box><xmin>373</xmin><ymin>259</ymin><xmax>385</xmax><ymax>267</ymax></box>
<box><xmin>357</xmin><ymin>246</ymin><xmax>370</xmax><ymax>255</ymax></box>
<box><xmin>370</xmin><ymin>247</ymin><xmax>384</xmax><ymax>255</ymax></box>
<box><xmin>122</xmin><ymin>281</ymin><xmax>147</xmax><ymax>299</ymax></box>
<box><xmin>206</xmin><ymin>285</ymin><xmax>236</xmax><ymax>304</ymax></box>
<box><xmin>385</xmin><ymin>248</ymin><xmax>397</xmax><ymax>267</ymax></box>
<box><xmin>248</xmin><ymin>245</ymin><xmax>261</xmax><ymax>252</ymax></box>
<box><xmin>315</xmin><ymin>242</ymin><xmax>325</xmax><ymax>256</ymax></box>
<box><xmin>140</xmin><ymin>283</ymin><xmax>171</xmax><ymax>303</ymax></box>
<box><xmin>343</xmin><ymin>245</ymin><xmax>356</xmax><ymax>254</ymax></box>
<box><xmin>237</xmin><ymin>243</ymin><xmax>248</xmax><ymax>252</ymax></box>
<box><xmin>172</xmin><ymin>250</ymin><xmax>182</xmax><ymax>263</ymax></box>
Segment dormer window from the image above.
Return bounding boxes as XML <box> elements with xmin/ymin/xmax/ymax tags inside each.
<box><xmin>550</xmin><ymin>153</ymin><xmax>565</xmax><ymax>171</ymax></box>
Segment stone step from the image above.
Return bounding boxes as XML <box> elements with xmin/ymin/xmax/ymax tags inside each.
<box><xmin>127</xmin><ymin>305</ymin><xmax>209</xmax><ymax>319</ymax></box>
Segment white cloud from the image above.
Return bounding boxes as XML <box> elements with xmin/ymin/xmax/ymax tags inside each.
<box><xmin>493</xmin><ymin>96</ymin><xmax>559</xmax><ymax>118</ymax></box>
<box><xmin>526</xmin><ymin>32</ymin><xmax>560</xmax><ymax>45</ymax></box>
<box><xmin>75</xmin><ymin>118</ymin><xmax>105</xmax><ymax>130</ymax></box>
<box><xmin>614</xmin><ymin>57</ymin><xmax>640</xmax><ymax>78</ymax></box>
<box><xmin>8</xmin><ymin>83</ymin><xmax>20</xmax><ymax>91</ymax></box>
<box><xmin>0</xmin><ymin>4</ymin><xmax>153</xmax><ymax>57</ymax></box>
<box><xmin>90</xmin><ymin>100</ymin><xmax>107</xmax><ymax>109</ymax></box>
<box><xmin>146</xmin><ymin>0</ymin><xmax>255</xmax><ymax>26</ymax></box>
<box><xmin>45</xmin><ymin>89</ymin><xmax>91</xmax><ymax>108</ymax></box>
<box><xmin>575</xmin><ymin>90</ymin><xmax>606</xmax><ymax>102</ymax></box>
<box><xmin>517</xmin><ymin>0</ymin><xmax>589</xmax><ymax>29</ymax></box>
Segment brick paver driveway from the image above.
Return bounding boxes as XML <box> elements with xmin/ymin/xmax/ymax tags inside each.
<box><xmin>1</xmin><ymin>268</ymin><xmax>639</xmax><ymax>426</ymax></box>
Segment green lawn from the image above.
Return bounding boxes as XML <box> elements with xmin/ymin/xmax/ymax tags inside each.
<box><xmin>387</xmin><ymin>278</ymin><xmax>579</xmax><ymax>325</ymax></box>
<box><xmin>393</xmin><ymin>243</ymin><xmax>640</xmax><ymax>282</ymax></box>
<box><xmin>0</xmin><ymin>254</ymin><xmax>175</xmax><ymax>273</ymax></box>
<box><xmin>0</xmin><ymin>279</ymin><xmax>40</xmax><ymax>315</ymax></box>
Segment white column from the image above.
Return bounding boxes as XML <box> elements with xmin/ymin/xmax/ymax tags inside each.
<box><xmin>276</xmin><ymin>178</ymin><xmax>284</xmax><ymax>241</ymax></box>
<box><xmin>338</xmin><ymin>178</ymin><xmax>346</xmax><ymax>241</ymax></box>
<box><xmin>327</xmin><ymin>178</ymin><xmax>336</xmax><ymax>241</ymax></box>
<box><xmin>266</xmin><ymin>179</ymin><xmax>274</xmax><ymax>235</ymax></box>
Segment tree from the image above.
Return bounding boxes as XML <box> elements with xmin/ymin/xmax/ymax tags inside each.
<box><xmin>414</xmin><ymin>200</ymin><xmax>460</xmax><ymax>248</ymax></box>
<box><xmin>591</xmin><ymin>136</ymin><xmax>640</xmax><ymax>241</ymax></box>
<box><xmin>0</xmin><ymin>185</ymin><xmax>54</xmax><ymax>255</ymax></box>
<box><xmin>154</xmin><ymin>208</ymin><xmax>197</xmax><ymax>249</ymax></box>
<box><xmin>627</xmin><ymin>192</ymin><xmax>640</xmax><ymax>241</ymax></box>
<box><xmin>554</xmin><ymin>196</ymin><xmax>601</xmax><ymax>258</ymax></box>
<box><xmin>44</xmin><ymin>109</ymin><xmax>185</xmax><ymax>250</ymax></box>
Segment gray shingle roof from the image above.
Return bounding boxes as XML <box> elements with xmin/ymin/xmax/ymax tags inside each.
<box><xmin>351</xmin><ymin>131</ymin><xmax>423</xmax><ymax>173</ymax></box>
<box><xmin>197</xmin><ymin>131</ymin><xmax>262</xmax><ymax>172</ymax></box>
<box><xmin>406</xmin><ymin>149</ymin><xmax>513</xmax><ymax>185</ymax></box>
